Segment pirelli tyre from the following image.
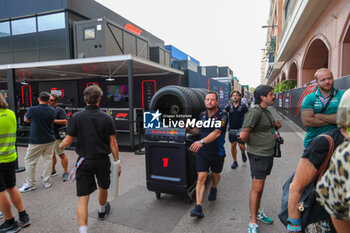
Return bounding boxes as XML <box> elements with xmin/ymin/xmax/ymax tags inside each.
<box><xmin>191</xmin><ymin>88</ymin><xmax>208</xmax><ymax>112</ymax></box>
<box><xmin>149</xmin><ymin>86</ymin><xmax>204</xmax><ymax>119</ymax></box>
<box><xmin>192</xmin><ymin>88</ymin><xmax>209</xmax><ymax>99</ymax></box>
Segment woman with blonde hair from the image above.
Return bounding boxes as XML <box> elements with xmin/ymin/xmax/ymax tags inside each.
<box><xmin>316</xmin><ymin>89</ymin><xmax>350</xmax><ymax>233</ymax></box>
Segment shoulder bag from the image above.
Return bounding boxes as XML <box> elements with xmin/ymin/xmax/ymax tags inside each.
<box><xmin>278</xmin><ymin>134</ymin><xmax>334</xmax><ymax>229</ymax></box>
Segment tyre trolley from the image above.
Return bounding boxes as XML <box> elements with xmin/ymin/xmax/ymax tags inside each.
<box><xmin>145</xmin><ymin>127</ymin><xmax>197</xmax><ymax>202</ymax></box>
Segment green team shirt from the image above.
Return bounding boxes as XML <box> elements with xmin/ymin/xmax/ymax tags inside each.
<box><xmin>242</xmin><ymin>105</ymin><xmax>276</xmax><ymax>156</ymax></box>
<box><xmin>0</xmin><ymin>108</ymin><xmax>17</xmax><ymax>163</ymax></box>
<box><xmin>301</xmin><ymin>88</ymin><xmax>345</xmax><ymax>148</ymax></box>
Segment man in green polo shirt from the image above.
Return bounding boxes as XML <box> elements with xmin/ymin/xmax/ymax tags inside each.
<box><xmin>301</xmin><ymin>68</ymin><xmax>345</xmax><ymax>148</ymax></box>
<box><xmin>0</xmin><ymin>93</ymin><xmax>31</xmax><ymax>232</ymax></box>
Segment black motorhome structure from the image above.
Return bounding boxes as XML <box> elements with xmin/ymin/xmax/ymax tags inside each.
<box><xmin>0</xmin><ymin>0</ymin><xmax>234</xmax><ymax>151</ymax></box>
<box><xmin>0</xmin><ymin>54</ymin><xmax>189</xmax><ymax>150</ymax></box>
<box><xmin>0</xmin><ymin>0</ymin><xmax>165</xmax><ymax>65</ymax></box>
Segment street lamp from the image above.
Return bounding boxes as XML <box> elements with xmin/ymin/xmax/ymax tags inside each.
<box><xmin>261</xmin><ymin>25</ymin><xmax>277</xmax><ymax>28</ymax></box>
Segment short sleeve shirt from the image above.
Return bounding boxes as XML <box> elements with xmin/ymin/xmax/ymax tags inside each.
<box><xmin>225</xmin><ymin>102</ymin><xmax>248</xmax><ymax>129</ymax></box>
<box><xmin>316</xmin><ymin>140</ymin><xmax>350</xmax><ymax>220</ymax></box>
<box><xmin>301</xmin><ymin>88</ymin><xmax>345</xmax><ymax>147</ymax></box>
<box><xmin>66</xmin><ymin>105</ymin><xmax>116</xmax><ymax>159</ymax></box>
<box><xmin>198</xmin><ymin>108</ymin><xmax>227</xmax><ymax>157</ymax></box>
<box><xmin>53</xmin><ymin>107</ymin><xmax>67</xmax><ymax>139</ymax></box>
<box><xmin>301</xmin><ymin>128</ymin><xmax>346</xmax><ymax>170</ymax></box>
<box><xmin>242</xmin><ymin>105</ymin><xmax>275</xmax><ymax>156</ymax></box>
<box><xmin>26</xmin><ymin>104</ymin><xmax>56</xmax><ymax>144</ymax></box>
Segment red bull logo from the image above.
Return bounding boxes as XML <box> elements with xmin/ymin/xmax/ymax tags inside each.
<box><xmin>151</xmin><ymin>130</ymin><xmax>166</xmax><ymax>134</ymax></box>
<box><xmin>166</xmin><ymin>130</ymin><xmax>178</xmax><ymax>135</ymax></box>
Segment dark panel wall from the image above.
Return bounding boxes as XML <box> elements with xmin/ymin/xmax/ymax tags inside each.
<box><xmin>67</xmin><ymin>0</ymin><xmax>164</xmax><ymax>47</ymax></box>
<box><xmin>0</xmin><ymin>36</ymin><xmax>12</xmax><ymax>64</ymax></box>
<box><xmin>67</xmin><ymin>12</ymin><xmax>87</xmax><ymax>58</ymax></box>
<box><xmin>0</xmin><ymin>0</ymin><xmax>164</xmax><ymax>63</ymax></box>
<box><xmin>77</xmin><ymin>74</ymin><xmax>185</xmax><ymax>109</ymax></box>
<box><xmin>12</xmin><ymin>33</ymin><xmax>38</xmax><ymax>63</ymax></box>
<box><xmin>0</xmin><ymin>0</ymin><xmax>67</xmax><ymax>19</ymax></box>
<box><xmin>334</xmin><ymin>75</ymin><xmax>350</xmax><ymax>90</ymax></box>
<box><xmin>38</xmin><ymin>80</ymin><xmax>79</xmax><ymax>106</ymax></box>
<box><xmin>186</xmin><ymin>70</ymin><xmax>231</xmax><ymax>108</ymax></box>
<box><xmin>0</xmin><ymin>11</ymin><xmax>71</xmax><ymax>64</ymax></box>
<box><xmin>38</xmin><ymin>29</ymin><xmax>68</xmax><ymax>61</ymax></box>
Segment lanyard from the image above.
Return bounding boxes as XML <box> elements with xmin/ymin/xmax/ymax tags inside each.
<box><xmin>318</xmin><ymin>89</ymin><xmax>337</xmax><ymax>113</ymax></box>
<box><xmin>68</xmin><ymin>157</ymin><xmax>85</xmax><ymax>182</ymax></box>
<box><xmin>259</xmin><ymin>106</ymin><xmax>275</xmax><ymax>134</ymax></box>
<box><xmin>318</xmin><ymin>95</ymin><xmax>331</xmax><ymax>105</ymax></box>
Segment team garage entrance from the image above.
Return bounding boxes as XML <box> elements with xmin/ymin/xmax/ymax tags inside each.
<box><xmin>0</xmin><ymin>54</ymin><xmax>184</xmax><ymax>151</ymax></box>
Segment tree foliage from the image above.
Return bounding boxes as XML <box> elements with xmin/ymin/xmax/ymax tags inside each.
<box><xmin>274</xmin><ymin>80</ymin><xmax>297</xmax><ymax>92</ymax></box>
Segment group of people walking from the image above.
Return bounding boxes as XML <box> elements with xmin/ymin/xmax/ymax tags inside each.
<box><xmin>0</xmin><ymin>85</ymin><xmax>121</xmax><ymax>233</ymax></box>
<box><xmin>0</xmin><ymin>67</ymin><xmax>349</xmax><ymax>233</ymax></box>
<box><xmin>19</xmin><ymin>92</ymin><xmax>68</xmax><ymax>193</ymax></box>
<box><xmin>188</xmin><ymin>68</ymin><xmax>349</xmax><ymax>233</ymax></box>
<box><xmin>188</xmin><ymin>84</ymin><xmax>280</xmax><ymax>233</ymax></box>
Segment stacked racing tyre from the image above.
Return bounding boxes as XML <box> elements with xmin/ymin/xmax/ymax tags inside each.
<box><xmin>149</xmin><ymin>86</ymin><xmax>207</xmax><ymax>119</ymax></box>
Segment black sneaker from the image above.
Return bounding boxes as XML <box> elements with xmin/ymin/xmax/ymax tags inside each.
<box><xmin>51</xmin><ymin>171</ymin><xmax>58</xmax><ymax>177</ymax></box>
<box><xmin>19</xmin><ymin>212</ymin><xmax>31</xmax><ymax>228</ymax></box>
<box><xmin>208</xmin><ymin>187</ymin><xmax>217</xmax><ymax>201</ymax></box>
<box><xmin>0</xmin><ymin>220</ymin><xmax>20</xmax><ymax>233</ymax></box>
<box><xmin>190</xmin><ymin>204</ymin><xmax>204</xmax><ymax>218</ymax></box>
<box><xmin>242</xmin><ymin>152</ymin><xmax>247</xmax><ymax>163</ymax></box>
<box><xmin>231</xmin><ymin>161</ymin><xmax>238</xmax><ymax>169</ymax></box>
<box><xmin>98</xmin><ymin>202</ymin><xmax>111</xmax><ymax>220</ymax></box>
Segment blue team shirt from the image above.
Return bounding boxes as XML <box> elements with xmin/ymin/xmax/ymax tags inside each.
<box><xmin>26</xmin><ymin>104</ymin><xmax>56</xmax><ymax>144</ymax></box>
<box><xmin>198</xmin><ymin>108</ymin><xmax>228</xmax><ymax>157</ymax></box>
<box><xmin>225</xmin><ymin>102</ymin><xmax>248</xmax><ymax>129</ymax></box>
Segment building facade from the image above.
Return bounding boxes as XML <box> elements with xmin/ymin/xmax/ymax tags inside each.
<box><xmin>0</xmin><ymin>0</ymin><xmax>164</xmax><ymax>65</ymax></box>
<box><xmin>262</xmin><ymin>0</ymin><xmax>350</xmax><ymax>87</ymax></box>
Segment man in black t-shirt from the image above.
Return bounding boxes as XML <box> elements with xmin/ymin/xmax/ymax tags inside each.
<box><xmin>59</xmin><ymin>85</ymin><xmax>121</xmax><ymax>233</ymax></box>
<box><xmin>49</xmin><ymin>93</ymin><xmax>69</xmax><ymax>181</ymax></box>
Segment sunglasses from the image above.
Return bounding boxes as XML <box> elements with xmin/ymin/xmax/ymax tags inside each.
<box><xmin>49</xmin><ymin>99</ymin><xmax>56</xmax><ymax>102</ymax></box>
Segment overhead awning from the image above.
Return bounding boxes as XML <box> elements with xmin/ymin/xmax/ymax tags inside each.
<box><xmin>0</xmin><ymin>54</ymin><xmax>183</xmax><ymax>82</ymax></box>
<box><xmin>1</xmin><ymin>54</ymin><xmax>183</xmax><ymax>151</ymax></box>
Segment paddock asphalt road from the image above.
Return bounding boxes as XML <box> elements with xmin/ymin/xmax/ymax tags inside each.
<box><xmin>5</xmin><ymin>107</ymin><xmax>306</xmax><ymax>233</ymax></box>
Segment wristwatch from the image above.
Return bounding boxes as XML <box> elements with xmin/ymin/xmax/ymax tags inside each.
<box><xmin>200</xmin><ymin>139</ymin><xmax>204</xmax><ymax>144</ymax></box>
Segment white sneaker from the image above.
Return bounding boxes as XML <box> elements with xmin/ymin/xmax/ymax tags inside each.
<box><xmin>19</xmin><ymin>183</ymin><xmax>36</xmax><ymax>193</ymax></box>
<box><xmin>43</xmin><ymin>182</ymin><xmax>52</xmax><ymax>188</ymax></box>
<box><xmin>248</xmin><ymin>223</ymin><xmax>259</xmax><ymax>233</ymax></box>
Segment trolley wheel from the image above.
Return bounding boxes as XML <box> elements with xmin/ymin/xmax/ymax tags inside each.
<box><xmin>155</xmin><ymin>192</ymin><xmax>161</xmax><ymax>199</ymax></box>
